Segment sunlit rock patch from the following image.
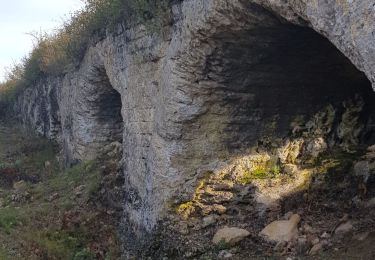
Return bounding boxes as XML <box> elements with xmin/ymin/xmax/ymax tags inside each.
<box><xmin>176</xmin><ymin>96</ymin><xmax>375</xmax><ymax>221</ymax></box>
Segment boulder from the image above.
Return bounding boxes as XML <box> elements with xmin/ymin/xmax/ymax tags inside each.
<box><xmin>354</xmin><ymin>161</ymin><xmax>370</xmax><ymax>178</ymax></box>
<box><xmin>13</xmin><ymin>180</ymin><xmax>27</xmax><ymax>191</ymax></box>
<box><xmin>202</xmin><ymin>215</ymin><xmax>217</xmax><ymax>228</ymax></box>
<box><xmin>335</xmin><ymin>221</ymin><xmax>353</xmax><ymax>235</ymax></box>
<box><xmin>366</xmin><ymin>197</ymin><xmax>375</xmax><ymax>208</ymax></box>
<box><xmin>260</xmin><ymin>214</ymin><xmax>301</xmax><ymax>243</ymax></box>
<box><xmin>309</xmin><ymin>243</ymin><xmax>323</xmax><ymax>255</ymax></box>
<box><xmin>213</xmin><ymin>227</ymin><xmax>250</xmax><ymax>246</ymax></box>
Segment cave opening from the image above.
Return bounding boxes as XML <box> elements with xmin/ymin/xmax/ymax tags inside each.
<box><xmin>87</xmin><ymin>66</ymin><xmax>123</xmax><ymax>150</ymax></box>
<box><xmin>195</xmin><ymin>23</ymin><xmax>375</xmax><ymax>159</ymax></box>
<box><xmin>178</xmin><ymin>17</ymin><xmax>375</xmax><ymax>213</ymax></box>
<box><xmin>171</xmin><ymin>15</ymin><xmax>375</xmax><ymax>249</ymax></box>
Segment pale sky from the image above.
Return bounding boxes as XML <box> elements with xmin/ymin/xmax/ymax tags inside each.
<box><xmin>0</xmin><ymin>0</ymin><xmax>85</xmax><ymax>82</ymax></box>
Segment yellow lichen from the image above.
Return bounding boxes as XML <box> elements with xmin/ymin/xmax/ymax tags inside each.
<box><xmin>176</xmin><ymin>173</ymin><xmax>211</xmax><ymax>219</ymax></box>
<box><xmin>176</xmin><ymin>202</ymin><xmax>195</xmax><ymax>220</ymax></box>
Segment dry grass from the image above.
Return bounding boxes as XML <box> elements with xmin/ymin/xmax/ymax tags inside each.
<box><xmin>0</xmin><ymin>0</ymin><xmax>171</xmax><ymax>110</ymax></box>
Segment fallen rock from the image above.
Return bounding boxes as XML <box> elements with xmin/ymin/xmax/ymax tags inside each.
<box><xmin>48</xmin><ymin>192</ymin><xmax>59</xmax><ymax>202</ymax></box>
<box><xmin>213</xmin><ymin>227</ymin><xmax>250</xmax><ymax>246</ymax></box>
<box><xmin>202</xmin><ymin>215</ymin><xmax>217</xmax><ymax>228</ymax></box>
<box><xmin>260</xmin><ymin>214</ymin><xmax>301</xmax><ymax>243</ymax></box>
<box><xmin>283</xmin><ymin>164</ymin><xmax>298</xmax><ymax>175</ymax></box>
<box><xmin>366</xmin><ymin>197</ymin><xmax>375</xmax><ymax>208</ymax></box>
<box><xmin>44</xmin><ymin>160</ymin><xmax>51</xmax><ymax>168</ymax></box>
<box><xmin>74</xmin><ymin>185</ymin><xmax>86</xmax><ymax>196</ymax></box>
<box><xmin>202</xmin><ymin>204</ymin><xmax>227</xmax><ymax>215</ymax></box>
<box><xmin>353</xmin><ymin>231</ymin><xmax>370</xmax><ymax>241</ymax></box>
<box><xmin>367</xmin><ymin>144</ymin><xmax>375</xmax><ymax>152</ymax></box>
<box><xmin>309</xmin><ymin>243</ymin><xmax>323</xmax><ymax>255</ymax></box>
<box><xmin>354</xmin><ymin>161</ymin><xmax>369</xmax><ymax>177</ymax></box>
<box><xmin>335</xmin><ymin>221</ymin><xmax>353</xmax><ymax>235</ymax></box>
<box><xmin>218</xmin><ymin>250</ymin><xmax>233</xmax><ymax>258</ymax></box>
<box><xmin>13</xmin><ymin>180</ymin><xmax>27</xmax><ymax>191</ymax></box>
<box><xmin>303</xmin><ymin>224</ymin><xmax>315</xmax><ymax>234</ymax></box>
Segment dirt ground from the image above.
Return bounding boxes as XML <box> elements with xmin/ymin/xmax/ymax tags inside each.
<box><xmin>0</xmin><ymin>121</ymin><xmax>123</xmax><ymax>259</ymax></box>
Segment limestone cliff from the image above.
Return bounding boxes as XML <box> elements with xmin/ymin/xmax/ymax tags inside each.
<box><xmin>12</xmin><ymin>0</ymin><xmax>375</xmax><ymax>253</ymax></box>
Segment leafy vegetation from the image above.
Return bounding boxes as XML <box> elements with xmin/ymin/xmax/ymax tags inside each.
<box><xmin>239</xmin><ymin>160</ymin><xmax>281</xmax><ymax>184</ymax></box>
<box><xmin>0</xmin><ymin>123</ymin><xmax>121</xmax><ymax>259</ymax></box>
<box><xmin>0</xmin><ymin>208</ymin><xmax>19</xmax><ymax>234</ymax></box>
<box><xmin>0</xmin><ymin>0</ymin><xmax>171</xmax><ymax>113</ymax></box>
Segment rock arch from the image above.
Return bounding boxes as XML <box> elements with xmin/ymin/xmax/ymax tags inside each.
<box><xmin>141</xmin><ymin>0</ymin><xmax>375</xmax><ymax>237</ymax></box>
<box><xmin>62</xmin><ymin>51</ymin><xmax>124</xmax><ymax>165</ymax></box>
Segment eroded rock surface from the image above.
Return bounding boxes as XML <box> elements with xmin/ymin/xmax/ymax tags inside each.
<box><xmin>12</xmin><ymin>0</ymin><xmax>375</xmax><ymax>254</ymax></box>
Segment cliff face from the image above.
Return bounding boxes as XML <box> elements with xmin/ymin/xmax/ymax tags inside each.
<box><xmin>14</xmin><ymin>0</ymin><xmax>375</xmax><ymax>249</ymax></box>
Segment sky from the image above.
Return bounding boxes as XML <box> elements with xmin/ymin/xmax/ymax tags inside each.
<box><xmin>0</xmin><ymin>0</ymin><xmax>85</xmax><ymax>82</ymax></box>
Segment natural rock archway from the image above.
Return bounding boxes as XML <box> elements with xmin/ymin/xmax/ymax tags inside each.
<box><xmin>12</xmin><ymin>0</ymin><xmax>375</xmax><ymax>253</ymax></box>
<box><xmin>159</xmin><ymin>0</ymin><xmax>375</xmax><ymax>226</ymax></box>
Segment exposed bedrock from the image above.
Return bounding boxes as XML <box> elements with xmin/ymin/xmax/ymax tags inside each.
<box><xmin>13</xmin><ymin>0</ymin><xmax>375</xmax><ymax>251</ymax></box>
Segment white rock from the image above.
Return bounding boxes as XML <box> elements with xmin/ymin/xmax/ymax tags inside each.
<box><xmin>260</xmin><ymin>214</ymin><xmax>301</xmax><ymax>243</ymax></box>
<box><xmin>335</xmin><ymin>221</ymin><xmax>353</xmax><ymax>235</ymax></box>
<box><xmin>202</xmin><ymin>215</ymin><xmax>217</xmax><ymax>228</ymax></box>
<box><xmin>367</xmin><ymin>144</ymin><xmax>375</xmax><ymax>152</ymax></box>
<box><xmin>309</xmin><ymin>243</ymin><xmax>323</xmax><ymax>255</ymax></box>
<box><xmin>218</xmin><ymin>250</ymin><xmax>233</xmax><ymax>258</ymax></box>
<box><xmin>213</xmin><ymin>227</ymin><xmax>250</xmax><ymax>246</ymax></box>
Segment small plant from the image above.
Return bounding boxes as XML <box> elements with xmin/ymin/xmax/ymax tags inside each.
<box><xmin>239</xmin><ymin>160</ymin><xmax>282</xmax><ymax>184</ymax></box>
<box><xmin>74</xmin><ymin>249</ymin><xmax>95</xmax><ymax>260</ymax></box>
<box><xmin>216</xmin><ymin>239</ymin><xmax>230</xmax><ymax>250</ymax></box>
<box><xmin>271</xmin><ymin>164</ymin><xmax>281</xmax><ymax>176</ymax></box>
<box><xmin>0</xmin><ymin>208</ymin><xmax>19</xmax><ymax>234</ymax></box>
<box><xmin>239</xmin><ymin>167</ymin><xmax>267</xmax><ymax>184</ymax></box>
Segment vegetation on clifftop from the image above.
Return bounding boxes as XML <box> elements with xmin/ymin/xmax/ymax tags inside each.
<box><xmin>0</xmin><ymin>0</ymin><xmax>171</xmax><ymax>112</ymax></box>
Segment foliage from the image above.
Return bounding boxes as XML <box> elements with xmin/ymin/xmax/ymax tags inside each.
<box><xmin>239</xmin><ymin>160</ymin><xmax>281</xmax><ymax>184</ymax></box>
<box><xmin>29</xmin><ymin>229</ymin><xmax>96</xmax><ymax>260</ymax></box>
<box><xmin>0</xmin><ymin>208</ymin><xmax>19</xmax><ymax>234</ymax></box>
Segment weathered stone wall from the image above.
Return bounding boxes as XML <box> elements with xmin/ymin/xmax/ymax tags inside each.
<box><xmin>14</xmin><ymin>0</ymin><xmax>375</xmax><ymax>250</ymax></box>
